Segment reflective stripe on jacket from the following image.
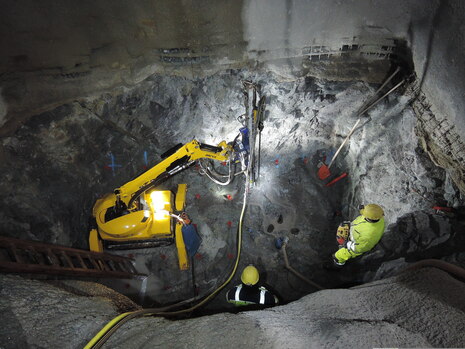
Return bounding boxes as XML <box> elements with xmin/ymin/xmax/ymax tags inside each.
<box><xmin>226</xmin><ymin>284</ymin><xmax>278</xmax><ymax>306</ymax></box>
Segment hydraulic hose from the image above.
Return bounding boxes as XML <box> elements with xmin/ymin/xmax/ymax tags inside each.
<box><xmin>402</xmin><ymin>259</ymin><xmax>465</xmax><ymax>280</ymax></box>
<box><xmin>84</xmin><ymin>172</ymin><xmax>251</xmax><ymax>349</ymax></box>
<box><xmin>281</xmin><ymin>242</ymin><xmax>324</xmax><ymax>290</ymax></box>
<box><xmin>199</xmin><ymin>158</ymin><xmax>234</xmax><ymax>186</ymax></box>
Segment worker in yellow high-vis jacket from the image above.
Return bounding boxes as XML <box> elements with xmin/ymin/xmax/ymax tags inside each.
<box><xmin>333</xmin><ymin>204</ymin><xmax>385</xmax><ymax>266</ymax></box>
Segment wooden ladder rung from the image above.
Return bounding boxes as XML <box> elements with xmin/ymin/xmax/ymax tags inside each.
<box><xmin>88</xmin><ymin>257</ymin><xmax>101</xmax><ymax>270</ymax></box>
<box><xmin>112</xmin><ymin>261</ymin><xmax>124</xmax><ymax>272</ymax></box>
<box><xmin>60</xmin><ymin>252</ymin><xmax>74</xmax><ymax>268</ymax></box>
<box><xmin>0</xmin><ymin>236</ymin><xmax>145</xmax><ymax>279</ymax></box>
<box><xmin>46</xmin><ymin>249</ymin><xmax>60</xmax><ymax>266</ymax></box>
<box><xmin>8</xmin><ymin>245</ymin><xmax>22</xmax><ymax>263</ymax></box>
<box><xmin>76</xmin><ymin>254</ymin><xmax>88</xmax><ymax>269</ymax></box>
<box><xmin>123</xmin><ymin>260</ymin><xmax>137</xmax><ymax>274</ymax></box>
<box><xmin>25</xmin><ymin>248</ymin><xmax>42</xmax><ymax>265</ymax></box>
<box><xmin>94</xmin><ymin>258</ymin><xmax>109</xmax><ymax>271</ymax></box>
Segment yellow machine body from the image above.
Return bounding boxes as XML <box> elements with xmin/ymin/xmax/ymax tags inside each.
<box><xmin>89</xmin><ymin>139</ymin><xmax>232</xmax><ymax>270</ymax></box>
<box><xmin>94</xmin><ymin>190</ymin><xmax>173</xmax><ymax>241</ymax></box>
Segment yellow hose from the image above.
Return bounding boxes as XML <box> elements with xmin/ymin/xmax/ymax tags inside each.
<box><xmin>84</xmin><ymin>175</ymin><xmax>250</xmax><ymax>349</ymax></box>
<box><xmin>83</xmin><ymin>312</ymin><xmax>132</xmax><ymax>349</ymax></box>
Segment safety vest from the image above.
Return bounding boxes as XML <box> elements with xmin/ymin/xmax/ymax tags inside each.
<box><xmin>226</xmin><ymin>284</ymin><xmax>278</xmax><ymax>306</ymax></box>
<box><xmin>346</xmin><ymin>215</ymin><xmax>385</xmax><ymax>254</ymax></box>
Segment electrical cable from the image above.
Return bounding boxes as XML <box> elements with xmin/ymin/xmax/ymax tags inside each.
<box><xmin>84</xmin><ymin>166</ymin><xmax>251</xmax><ymax>349</ymax></box>
<box><xmin>86</xmin><ymin>87</ymin><xmax>259</xmax><ymax>348</ymax></box>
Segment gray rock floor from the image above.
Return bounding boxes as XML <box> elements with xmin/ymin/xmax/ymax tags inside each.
<box><xmin>106</xmin><ymin>267</ymin><xmax>465</xmax><ymax>349</ymax></box>
<box><xmin>2</xmin><ymin>267</ymin><xmax>465</xmax><ymax>348</ymax></box>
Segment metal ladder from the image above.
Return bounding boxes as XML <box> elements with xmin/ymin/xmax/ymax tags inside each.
<box><xmin>0</xmin><ymin>236</ymin><xmax>146</xmax><ymax>279</ymax></box>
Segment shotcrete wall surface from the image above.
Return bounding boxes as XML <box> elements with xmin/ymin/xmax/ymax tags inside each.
<box><xmin>3</xmin><ymin>0</ymin><xmax>465</xmax><ymax>140</ymax></box>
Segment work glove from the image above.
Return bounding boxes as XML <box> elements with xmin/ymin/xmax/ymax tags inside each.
<box><xmin>180</xmin><ymin>212</ymin><xmax>191</xmax><ymax>225</ymax></box>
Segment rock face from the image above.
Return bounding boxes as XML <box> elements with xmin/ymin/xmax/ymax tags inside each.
<box><xmin>0</xmin><ymin>70</ymin><xmax>463</xmax><ymax>306</ymax></box>
<box><xmin>2</xmin><ymin>267</ymin><xmax>465</xmax><ymax>348</ymax></box>
<box><xmin>2</xmin><ymin>1</ymin><xmax>465</xmax><ymax>195</ymax></box>
<box><xmin>0</xmin><ymin>275</ymin><xmax>139</xmax><ymax>349</ymax></box>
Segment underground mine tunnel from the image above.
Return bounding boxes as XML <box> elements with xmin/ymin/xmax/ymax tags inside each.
<box><xmin>1</xmin><ymin>0</ymin><xmax>465</xmax><ymax>348</ymax></box>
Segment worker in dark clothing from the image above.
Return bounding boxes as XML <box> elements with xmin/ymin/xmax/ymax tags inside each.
<box><xmin>226</xmin><ymin>265</ymin><xmax>278</xmax><ymax>306</ymax></box>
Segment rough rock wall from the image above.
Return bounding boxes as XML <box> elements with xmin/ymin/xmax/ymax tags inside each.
<box><xmin>410</xmin><ymin>0</ymin><xmax>465</xmax><ymax>136</ymax></box>
<box><xmin>1</xmin><ymin>69</ymin><xmax>463</xmax><ymax>305</ymax></box>
<box><xmin>2</xmin><ymin>268</ymin><xmax>465</xmax><ymax>348</ymax></box>
<box><xmin>2</xmin><ymin>0</ymin><xmax>464</xmax><ymax>194</ymax></box>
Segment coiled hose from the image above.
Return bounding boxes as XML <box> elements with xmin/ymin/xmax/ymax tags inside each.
<box><xmin>84</xmin><ymin>173</ymin><xmax>251</xmax><ymax>349</ymax></box>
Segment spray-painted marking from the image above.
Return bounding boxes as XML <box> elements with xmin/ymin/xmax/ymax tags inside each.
<box><xmin>143</xmin><ymin>150</ymin><xmax>148</xmax><ymax>169</ymax></box>
<box><xmin>105</xmin><ymin>152</ymin><xmax>122</xmax><ymax>176</ymax></box>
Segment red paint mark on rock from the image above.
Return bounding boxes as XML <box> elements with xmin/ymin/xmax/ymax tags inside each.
<box><xmin>221</xmin><ymin>162</ymin><xmax>227</xmax><ymax>166</ymax></box>
<box><xmin>227</xmin><ymin>221</ymin><xmax>232</xmax><ymax>227</ymax></box>
<box><xmin>227</xmin><ymin>253</ymin><xmax>234</xmax><ymax>260</ymax></box>
<box><xmin>274</xmin><ymin>159</ymin><xmax>279</xmax><ymax>165</ymax></box>
<box><xmin>303</xmin><ymin>157</ymin><xmax>309</xmax><ymax>164</ymax></box>
<box><xmin>226</xmin><ymin>194</ymin><xmax>233</xmax><ymax>201</ymax></box>
<box><xmin>195</xmin><ymin>253</ymin><xmax>203</xmax><ymax>260</ymax></box>
<box><xmin>195</xmin><ymin>193</ymin><xmax>201</xmax><ymax>200</ymax></box>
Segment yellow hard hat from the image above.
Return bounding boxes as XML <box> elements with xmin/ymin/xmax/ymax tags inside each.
<box><xmin>241</xmin><ymin>265</ymin><xmax>259</xmax><ymax>285</ymax></box>
<box><xmin>360</xmin><ymin>204</ymin><xmax>384</xmax><ymax>221</ymax></box>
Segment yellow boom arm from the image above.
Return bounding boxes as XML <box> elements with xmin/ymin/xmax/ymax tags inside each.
<box><xmin>116</xmin><ymin>139</ymin><xmax>232</xmax><ymax>208</ymax></box>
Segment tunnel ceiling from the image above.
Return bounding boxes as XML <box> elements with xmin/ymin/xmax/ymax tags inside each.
<box><xmin>1</xmin><ymin>0</ymin><xmax>464</xmax><ymax>190</ymax></box>
<box><xmin>1</xmin><ymin>0</ymin><xmax>465</xmax><ymax>312</ymax></box>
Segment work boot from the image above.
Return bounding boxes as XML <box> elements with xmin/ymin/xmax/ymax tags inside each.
<box><xmin>323</xmin><ymin>254</ymin><xmax>344</xmax><ymax>270</ymax></box>
<box><xmin>332</xmin><ymin>253</ymin><xmax>345</xmax><ymax>267</ymax></box>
